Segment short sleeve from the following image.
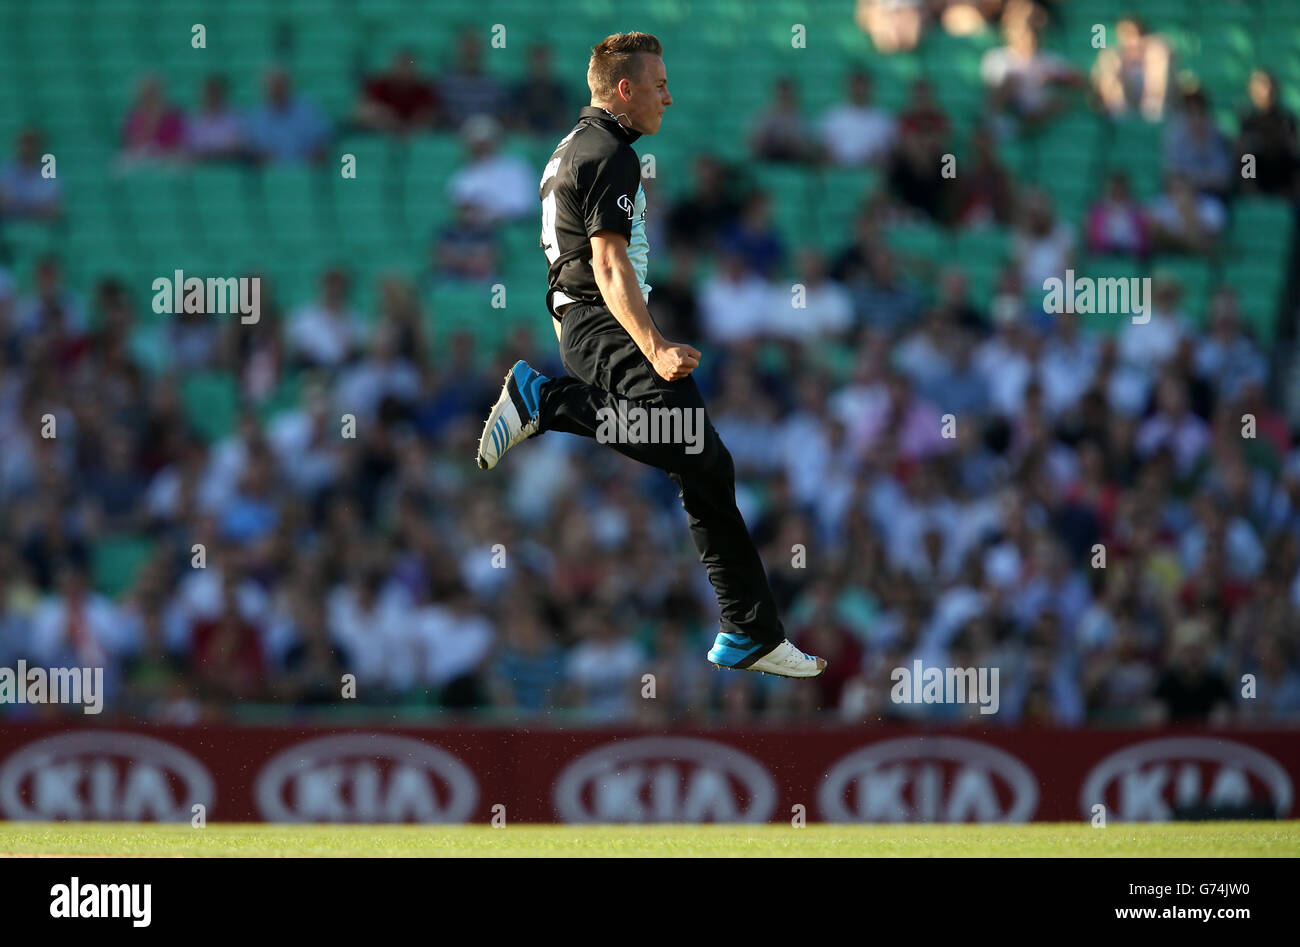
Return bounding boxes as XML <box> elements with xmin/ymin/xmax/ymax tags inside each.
<box><xmin>582</xmin><ymin>147</ymin><xmax>641</xmax><ymax>240</ymax></box>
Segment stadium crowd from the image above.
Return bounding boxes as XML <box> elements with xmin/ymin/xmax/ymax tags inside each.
<box><xmin>2</xmin><ymin>1</ymin><xmax>1300</xmax><ymax>727</ymax></box>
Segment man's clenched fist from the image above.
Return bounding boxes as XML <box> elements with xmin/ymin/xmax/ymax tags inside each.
<box><xmin>646</xmin><ymin>340</ymin><xmax>701</xmax><ymax>381</ymax></box>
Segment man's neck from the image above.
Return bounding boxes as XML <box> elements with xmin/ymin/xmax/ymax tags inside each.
<box><xmin>590</xmin><ymin>103</ymin><xmax>631</xmax><ymax>129</ymax></box>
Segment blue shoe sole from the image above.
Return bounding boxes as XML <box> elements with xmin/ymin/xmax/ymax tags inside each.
<box><xmin>707</xmin><ymin>632</ymin><xmax>776</xmax><ymax>670</ymax></box>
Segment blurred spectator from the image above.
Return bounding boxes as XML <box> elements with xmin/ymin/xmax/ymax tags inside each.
<box><xmin>975</xmin><ymin>314</ymin><xmax>1033</xmax><ymax>418</ymax></box>
<box><xmin>667</xmin><ymin>154</ymin><xmax>742</xmax><ymax>252</ymax></box>
<box><xmin>721</xmin><ymin>191</ymin><xmax>786</xmax><ymax>278</ymax></box>
<box><xmin>1012</xmin><ymin>188</ymin><xmax>1075</xmax><ymax>293</ymax></box>
<box><xmin>647</xmin><ymin>250</ymin><xmax>701</xmax><ymax>342</ymax></box>
<box><xmin>437</xmin><ymin>30</ymin><xmax>505</xmax><ymax>129</ymax></box>
<box><xmin>1092</xmin><ymin>16</ymin><xmax>1171</xmax><ymax>120</ymax></box>
<box><xmin>509</xmin><ymin>44</ymin><xmax>572</xmax><ymax>135</ymax></box>
<box><xmin>191</xmin><ymin>571</ymin><xmax>267</xmax><ymax>702</ymax></box>
<box><xmin>1146</xmin><ymin>172</ymin><xmax>1225</xmax><ymax>254</ymax></box>
<box><xmin>830</xmin><ymin>207</ymin><xmax>884</xmax><ymax>286</ymax></box>
<box><xmin>16</xmin><ymin>255</ymin><xmax>87</xmax><ymax>338</ymax></box>
<box><xmin>219</xmin><ymin>442</ymin><xmax>282</xmax><ymax>546</ymax></box>
<box><xmin>887</xmin><ymin>79</ymin><xmax>953</xmax><ymax>221</ymax></box>
<box><xmin>1148</xmin><ymin>618</ymin><xmax>1231</xmax><ymax>724</ymax></box>
<box><xmin>447</xmin><ymin>114</ymin><xmax>535</xmax><ymax>223</ymax></box>
<box><xmin>286</xmin><ymin>268</ymin><xmax>365</xmax><ymax>369</ymax></box>
<box><xmin>1</xmin><ymin>129</ymin><xmax>61</xmax><ymax>220</ymax></box>
<box><xmin>119</xmin><ymin>74</ymin><xmax>186</xmax><ymax>164</ymax></box>
<box><xmin>489</xmin><ymin>601</ymin><xmax>564</xmax><ymax>712</ymax></box>
<box><xmin>325</xmin><ymin>554</ymin><xmax>413</xmax><ymax>693</ymax></box>
<box><xmin>698</xmin><ymin>250</ymin><xmax>776</xmax><ymax>344</ymax></box>
<box><xmin>766</xmin><ymin>250</ymin><xmax>853</xmax><ymax>341</ymax></box>
<box><xmin>1136</xmin><ymin>373</ymin><xmax>1210</xmax><ymax>478</ymax></box>
<box><xmin>419</xmin><ymin>581</ymin><xmax>493</xmax><ymax>708</ymax></box>
<box><xmin>371</xmin><ymin>274</ymin><xmax>430</xmax><ymax>368</ymax></box>
<box><xmin>267</xmin><ymin>379</ymin><xmax>344</xmax><ymax>499</ymax></box>
<box><xmin>981</xmin><ymin>20</ymin><xmax>1082</xmax><ymax>128</ymax></box>
<box><xmin>1195</xmin><ymin>290</ymin><xmax>1267</xmax><ymax>404</ymax></box>
<box><xmin>855</xmin><ymin>0</ymin><xmax>924</xmax><ymax>54</ymax></box>
<box><xmin>749</xmin><ymin>76</ymin><xmax>820</xmax><ymax>164</ymax></box>
<box><xmin>354</xmin><ymin>48</ymin><xmax>440</xmax><ymax>134</ymax></box>
<box><xmin>1083</xmin><ymin>618</ymin><xmax>1157</xmax><ymax>723</ymax></box>
<box><xmin>168</xmin><ymin>306</ymin><xmax>221</xmax><ymax>372</ymax></box>
<box><xmin>1118</xmin><ymin>271</ymin><xmax>1187</xmax><ymax>376</ymax></box>
<box><xmin>185</xmin><ymin>75</ymin><xmax>246</xmax><ymax>161</ymax></box>
<box><xmin>120</xmin><ymin>577</ymin><xmax>195</xmax><ymax>720</ymax></box>
<box><xmin>334</xmin><ymin>323</ymin><xmax>421</xmax><ymax>424</ymax></box>
<box><xmin>1237</xmin><ymin>69</ymin><xmax>1300</xmax><ymax>197</ymax></box>
<box><xmin>563</xmin><ymin>609</ymin><xmax>645</xmax><ymax>720</ymax></box>
<box><xmin>793</xmin><ymin>580</ymin><xmax>865</xmax><ymax>711</ymax></box>
<box><xmin>1235</xmin><ymin>635</ymin><xmax>1300</xmax><ymax>721</ymax></box>
<box><xmin>934</xmin><ymin>266</ymin><xmax>988</xmax><ymax>331</ymax></box>
<box><xmin>86</xmin><ymin>427</ymin><xmax>148</xmax><ymax>533</ymax></box>
<box><xmin>1085</xmin><ymin>172</ymin><xmax>1148</xmax><ymax>258</ymax></box>
<box><xmin>820</xmin><ymin>70</ymin><xmax>896</xmax><ymax>166</ymax></box>
<box><xmin>853</xmin><ymin>249</ymin><xmax>925</xmax><ymax>332</ymax></box>
<box><xmin>1162</xmin><ymin>88</ymin><xmax>1232</xmax><ymax>199</ymax></box>
<box><xmin>245</xmin><ymin>69</ymin><xmax>331</xmax><ymax>164</ymax></box>
<box><xmin>955</xmin><ymin>124</ymin><xmax>1014</xmax><ymax>227</ymax></box>
<box><xmin>431</xmin><ymin>199</ymin><xmax>501</xmax><ymax>283</ymax></box>
<box><xmin>863</xmin><ymin>371</ymin><xmax>948</xmax><ymax>462</ymax></box>
<box><xmin>279</xmin><ymin>591</ymin><xmax>351</xmax><ymax>706</ymax></box>
<box><xmin>29</xmin><ymin>562</ymin><xmax>130</xmax><ymax>668</ymax></box>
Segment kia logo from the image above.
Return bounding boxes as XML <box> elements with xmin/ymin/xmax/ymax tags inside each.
<box><xmin>0</xmin><ymin>731</ymin><xmax>214</xmax><ymax>822</ymax></box>
<box><xmin>553</xmin><ymin>737</ymin><xmax>777</xmax><ymax>823</ymax></box>
<box><xmin>255</xmin><ymin>734</ymin><xmax>478</xmax><ymax>823</ymax></box>
<box><xmin>1081</xmin><ymin>737</ymin><xmax>1293</xmax><ymax>821</ymax></box>
<box><xmin>818</xmin><ymin>736</ymin><xmax>1039</xmax><ymax>822</ymax></box>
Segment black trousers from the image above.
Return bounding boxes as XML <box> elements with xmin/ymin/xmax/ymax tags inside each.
<box><xmin>535</xmin><ymin>301</ymin><xmax>786</xmax><ymax>649</ymax></box>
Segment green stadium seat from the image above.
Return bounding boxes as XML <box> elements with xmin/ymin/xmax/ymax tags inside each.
<box><xmin>181</xmin><ymin>370</ymin><xmax>241</xmax><ymax>443</ymax></box>
<box><xmin>884</xmin><ymin>220</ymin><xmax>951</xmax><ymax>265</ymax></box>
<box><xmin>92</xmin><ymin>535</ymin><xmax>154</xmax><ymax>599</ymax></box>
<box><xmin>1222</xmin><ymin>257</ymin><xmax>1287</xmax><ymax>339</ymax></box>
<box><xmin>1150</xmin><ymin>256</ymin><xmax>1213</xmax><ymax>325</ymax></box>
<box><xmin>0</xmin><ymin>0</ymin><xmax>1291</xmax><ymax>377</ymax></box>
<box><xmin>953</xmin><ymin>227</ymin><xmax>1012</xmax><ymax>267</ymax></box>
<box><xmin>1229</xmin><ymin>196</ymin><xmax>1293</xmax><ymax>257</ymax></box>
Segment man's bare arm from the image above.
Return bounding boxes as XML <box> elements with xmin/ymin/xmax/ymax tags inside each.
<box><xmin>590</xmin><ymin>230</ymin><xmax>700</xmax><ymax>381</ymax></box>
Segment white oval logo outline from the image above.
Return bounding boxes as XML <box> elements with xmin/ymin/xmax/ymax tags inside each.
<box><xmin>818</xmin><ymin>736</ymin><xmax>1040</xmax><ymax>822</ymax></box>
<box><xmin>1080</xmin><ymin>736</ymin><xmax>1294</xmax><ymax>820</ymax></box>
<box><xmin>0</xmin><ymin>730</ymin><xmax>215</xmax><ymax>822</ymax></box>
<box><xmin>255</xmin><ymin>733</ymin><xmax>478</xmax><ymax>823</ymax></box>
<box><xmin>553</xmin><ymin>736</ymin><xmax>777</xmax><ymax>824</ymax></box>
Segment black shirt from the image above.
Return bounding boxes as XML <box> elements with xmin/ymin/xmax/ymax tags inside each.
<box><xmin>539</xmin><ymin>106</ymin><xmax>649</xmax><ymax>318</ymax></box>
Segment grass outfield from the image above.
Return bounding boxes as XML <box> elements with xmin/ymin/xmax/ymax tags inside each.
<box><xmin>0</xmin><ymin>822</ymin><xmax>1296</xmax><ymax>857</ymax></box>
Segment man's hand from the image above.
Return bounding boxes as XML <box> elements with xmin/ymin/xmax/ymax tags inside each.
<box><xmin>646</xmin><ymin>337</ymin><xmax>701</xmax><ymax>380</ymax></box>
<box><xmin>590</xmin><ymin>231</ymin><xmax>700</xmax><ymax>379</ymax></box>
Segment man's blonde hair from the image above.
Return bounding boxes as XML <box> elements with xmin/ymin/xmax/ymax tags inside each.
<box><xmin>587</xmin><ymin>32</ymin><xmax>663</xmax><ymax>101</ymax></box>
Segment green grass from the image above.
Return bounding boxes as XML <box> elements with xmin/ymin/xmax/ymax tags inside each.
<box><xmin>0</xmin><ymin>822</ymin><xmax>1296</xmax><ymax>857</ymax></box>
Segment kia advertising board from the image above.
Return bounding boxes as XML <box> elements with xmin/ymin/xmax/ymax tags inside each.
<box><xmin>0</xmin><ymin>724</ymin><xmax>1294</xmax><ymax>824</ymax></box>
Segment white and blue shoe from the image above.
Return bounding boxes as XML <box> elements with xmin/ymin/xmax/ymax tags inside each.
<box><xmin>476</xmin><ymin>360</ymin><xmax>549</xmax><ymax>470</ymax></box>
<box><xmin>707</xmin><ymin>631</ymin><xmax>826</xmax><ymax>678</ymax></box>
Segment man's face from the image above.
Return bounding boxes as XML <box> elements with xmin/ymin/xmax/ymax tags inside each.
<box><xmin>618</xmin><ymin>54</ymin><xmax>672</xmax><ymax>135</ymax></box>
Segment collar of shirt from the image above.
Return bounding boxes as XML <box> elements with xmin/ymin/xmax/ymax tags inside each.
<box><xmin>578</xmin><ymin>105</ymin><xmax>642</xmax><ymax>143</ymax></box>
